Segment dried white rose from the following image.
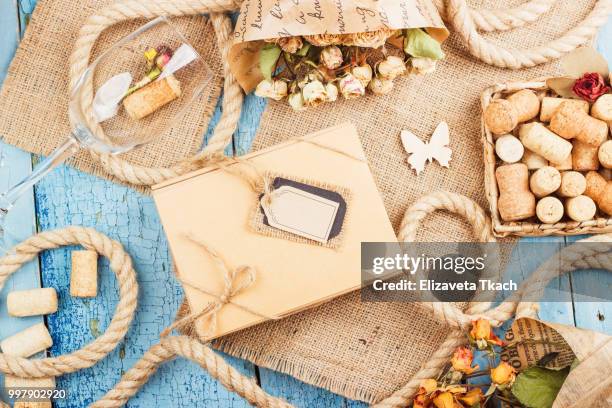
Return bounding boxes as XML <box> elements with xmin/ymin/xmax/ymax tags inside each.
<box><xmin>352</xmin><ymin>64</ymin><xmax>373</xmax><ymax>87</ymax></box>
<box><xmin>255</xmin><ymin>79</ymin><xmax>288</xmax><ymax>101</ymax></box>
<box><xmin>410</xmin><ymin>57</ymin><xmax>437</xmax><ymax>75</ymax></box>
<box><xmin>368</xmin><ymin>78</ymin><xmax>394</xmax><ymax>95</ymax></box>
<box><xmin>277</xmin><ymin>37</ymin><xmax>303</xmax><ymax>54</ymax></box>
<box><xmin>320</xmin><ymin>46</ymin><xmax>343</xmax><ymax>70</ymax></box>
<box><xmin>297</xmin><ymin>73</ymin><xmax>320</xmax><ymax>89</ymax></box>
<box><xmin>302</xmin><ymin>80</ymin><xmax>327</xmax><ymax>107</ymax></box>
<box><xmin>339</xmin><ymin>74</ymin><xmax>365</xmax><ymax>99</ymax></box>
<box><xmin>288</xmin><ymin>92</ymin><xmax>306</xmax><ymax>111</ymax></box>
<box><xmin>378</xmin><ymin>56</ymin><xmax>406</xmax><ymax>80</ymax></box>
<box><xmin>325</xmin><ymin>83</ymin><xmax>339</xmax><ymax>102</ymax></box>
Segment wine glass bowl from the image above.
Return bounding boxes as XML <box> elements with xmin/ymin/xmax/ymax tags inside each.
<box><xmin>69</xmin><ymin>16</ymin><xmax>212</xmax><ymax>154</ymax></box>
<box><xmin>0</xmin><ymin>17</ymin><xmax>213</xmax><ymax>240</ymax></box>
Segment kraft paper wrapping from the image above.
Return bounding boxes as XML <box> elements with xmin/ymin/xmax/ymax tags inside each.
<box><xmin>504</xmin><ymin>317</ymin><xmax>612</xmax><ymax>408</ymax></box>
<box><xmin>152</xmin><ymin>123</ymin><xmax>398</xmax><ymax>341</ymax></box>
<box><xmin>229</xmin><ymin>0</ymin><xmax>449</xmax><ymax>91</ymax></box>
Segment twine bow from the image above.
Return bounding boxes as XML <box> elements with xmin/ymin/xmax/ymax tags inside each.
<box><xmin>161</xmin><ymin>232</ymin><xmax>275</xmax><ymax>338</ymax></box>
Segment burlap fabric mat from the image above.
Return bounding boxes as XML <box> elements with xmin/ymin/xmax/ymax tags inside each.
<box><xmin>0</xmin><ymin>0</ymin><xmax>222</xmax><ymax>192</ymax></box>
<box><xmin>211</xmin><ymin>0</ymin><xmax>601</xmax><ymax>403</ymax></box>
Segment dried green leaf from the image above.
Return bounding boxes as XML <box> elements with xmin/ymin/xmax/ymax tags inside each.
<box><xmin>546</xmin><ymin>76</ymin><xmax>578</xmax><ymax>98</ymax></box>
<box><xmin>259</xmin><ymin>44</ymin><xmax>282</xmax><ymax>81</ymax></box>
<box><xmin>511</xmin><ymin>366</ymin><xmax>570</xmax><ymax>408</ymax></box>
<box><xmin>404</xmin><ymin>29</ymin><xmax>445</xmax><ymax>60</ymax></box>
<box><xmin>561</xmin><ymin>46</ymin><xmax>609</xmax><ymax>78</ymax></box>
<box><xmin>296</xmin><ymin>43</ymin><xmax>311</xmax><ymax>57</ymax></box>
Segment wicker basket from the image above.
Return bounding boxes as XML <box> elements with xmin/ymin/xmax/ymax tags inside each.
<box><xmin>481</xmin><ymin>79</ymin><xmax>612</xmax><ymax>237</ymax></box>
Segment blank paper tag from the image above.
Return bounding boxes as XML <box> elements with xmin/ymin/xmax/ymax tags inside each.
<box><xmin>262</xmin><ymin>185</ymin><xmax>341</xmax><ymax>243</ymax></box>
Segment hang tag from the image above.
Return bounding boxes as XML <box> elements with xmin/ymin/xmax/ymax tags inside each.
<box><xmin>261</xmin><ymin>178</ymin><xmax>347</xmax><ymax>243</ymax></box>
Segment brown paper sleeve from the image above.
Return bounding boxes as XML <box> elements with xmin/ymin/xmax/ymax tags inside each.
<box><xmin>229</xmin><ymin>0</ymin><xmax>449</xmax><ymax>92</ymax></box>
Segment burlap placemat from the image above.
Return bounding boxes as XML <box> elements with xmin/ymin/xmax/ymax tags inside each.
<box><xmin>212</xmin><ymin>0</ymin><xmax>600</xmax><ymax>403</ymax></box>
<box><xmin>0</xmin><ymin>0</ymin><xmax>222</xmax><ymax>191</ymax></box>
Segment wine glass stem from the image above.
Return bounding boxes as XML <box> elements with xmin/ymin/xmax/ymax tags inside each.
<box><xmin>0</xmin><ymin>136</ymin><xmax>79</xmax><ymax>217</ymax></box>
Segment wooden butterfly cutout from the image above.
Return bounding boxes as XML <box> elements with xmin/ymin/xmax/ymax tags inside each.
<box><xmin>401</xmin><ymin>121</ymin><xmax>452</xmax><ymax>175</ymax></box>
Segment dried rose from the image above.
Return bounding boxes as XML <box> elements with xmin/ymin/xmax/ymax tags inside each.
<box><xmin>450</xmin><ymin>346</ymin><xmax>479</xmax><ymax>374</ymax></box>
<box><xmin>155</xmin><ymin>45</ymin><xmax>174</xmax><ymax>69</ymax></box>
<box><xmin>277</xmin><ymin>37</ymin><xmax>303</xmax><ymax>54</ymax></box>
<box><xmin>346</xmin><ymin>28</ymin><xmax>396</xmax><ymax>48</ymax></box>
<box><xmin>339</xmin><ymin>74</ymin><xmax>365</xmax><ymax>99</ymax></box>
<box><xmin>458</xmin><ymin>388</ymin><xmax>483</xmax><ymax>406</ymax></box>
<box><xmin>369</xmin><ymin>78</ymin><xmax>394</xmax><ymax>95</ymax></box>
<box><xmin>352</xmin><ymin>64</ymin><xmax>373</xmax><ymax>87</ymax></box>
<box><xmin>412</xmin><ymin>379</ymin><xmax>437</xmax><ymax>408</ymax></box>
<box><xmin>573</xmin><ymin>72</ymin><xmax>611</xmax><ymax>102</ymax></box>
<box><xmin>288</xmin><ymin>92</ymin><xmax>306</xmax><ymax>111</ymax></box>
<box><xmin>304</xmin><ymin>34</ymin><xmax>344</xmax><ymax>47</ymax></box>
<box><xmin>378</xmin><ymin>56</ymin><xmax>406</xmax><ymax>80</ymax></box>
<box><xmin>469</xmin><ymin>318</ymin><xmax>503</xmax><ymax>348</ymax></box>
<box><xmin>432</xmin><ymin>392</ymin><xmax>454</xmax><ymax>408</ymax></box>
<box><xmin>410</xmin><ymin>57</ymin><xmax>437</xmax><ymax>75</ymax></box>
<box><xmin>303</xmin><ymin>80</ymin><xmax>327</xmax><ymax>107</ymax></box>
<box><xmin>325</xmin><ymin>83</ymin><xmax>339</xmax><ymax>102</ymax></box>
<box><xmin>320</xmin><ymin>46</ymin><xmax>343</xmax><ymax>70</ymax></box>
<box><xmin>255</xmin><ymin>79</ymin><xmax>288</xmax><ymax>101</ymax></box>
<box><xmin>491</xmin><ymin>361</ymin><xmax>516</xmax><ymax>386</ymax></box>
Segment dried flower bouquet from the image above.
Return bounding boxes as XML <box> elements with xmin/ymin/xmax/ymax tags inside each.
<box><xmin>254</xmin><ymin>28</ymin><xmax>445</xmax><ymax>110</ymax></box>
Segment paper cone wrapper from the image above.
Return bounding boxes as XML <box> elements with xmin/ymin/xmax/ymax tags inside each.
<box><xmin>229</xmin><ymin>0</ymin><xmax>449</xmax><ymax>92</ymax></box>
<box><xmin>505</xmin><ymin>317</ymin><xmax>612</xmax><ymax>408</ymax></box>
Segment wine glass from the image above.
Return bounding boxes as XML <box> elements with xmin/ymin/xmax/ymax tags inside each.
<box><xmin>0</xmin><ymin>16</ymin><xmax>212</xmax><ymax>249</ymax></box>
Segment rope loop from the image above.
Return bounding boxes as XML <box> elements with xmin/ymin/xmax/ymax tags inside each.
<box><xmin>0</xmin><ymin>227</ymin><xmax>138</xmax><ymax>379</ymax></box>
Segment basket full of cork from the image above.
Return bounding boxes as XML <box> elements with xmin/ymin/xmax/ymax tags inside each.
<box><xmin>481</xmin><ymin>47</ymin><xmax>612</xmax><ymax>237</ymax></box>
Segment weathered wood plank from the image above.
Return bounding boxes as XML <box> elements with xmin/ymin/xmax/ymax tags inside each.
<box><xmin>0</xmin><ymin>0</ymin><xmax>44</xmax><ymax>404</ymax></box>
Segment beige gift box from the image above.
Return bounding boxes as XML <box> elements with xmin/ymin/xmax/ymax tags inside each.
<box><xmin>153</xmin><ymin>123</ymin><xmax>397</xmax><ymax>340</ymax></box>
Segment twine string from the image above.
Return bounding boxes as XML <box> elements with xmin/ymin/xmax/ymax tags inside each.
<box><xmin>161</xmin><ymin>232</ymin><xmax>278</xmax><ymax>338</ymax></box>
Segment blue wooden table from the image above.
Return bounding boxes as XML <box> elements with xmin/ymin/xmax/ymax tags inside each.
<box><xmin>0</xmin><ymin>2</ymin><xmax>610</xmax><ymax>407</ymax></box>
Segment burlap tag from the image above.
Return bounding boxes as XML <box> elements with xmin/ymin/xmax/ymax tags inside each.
<box><xmin>0</xmin><ymin>0</ymin><xmax>223</xmax><ymax>192</ymax></box>
<box><xmin>211</xmin><ymin>1</ymin><xmax>600</xmax><ymax>403</ymax></box>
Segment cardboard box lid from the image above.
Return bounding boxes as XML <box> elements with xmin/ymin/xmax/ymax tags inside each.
<box><xmin>152</xmin><ymin>122</ymin><xmax>397</xmax><ymax>340</ymax></box>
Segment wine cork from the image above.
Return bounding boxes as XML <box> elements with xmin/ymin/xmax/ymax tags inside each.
<box><xmin>565</xmin><ymin>195</ymin><xmax>597</xmax><ymax>222</ymax></box>
<box><xmin>522</xmin><ymin>149</ymin><xmax>548</xmax><ymax>169</ymax></box>
<box><xmin>550</xmin><ymin>102</ymin><xmax>608</xmax><ymax>146</ymax></box>
<box><xmin>600</xmin><ymin>168</ymin><xmax>612</xmax><ymax>180</ymax></box>
<box><xmin>585</xmin><ymin>171</ymin><xmax>607</xmax><ymax>203</ymax></box>
<box><xmin>15</xmin><ymin>403</ymin><xmax>52</xmax><ymax>408</ymax></box>
<box><xmin>123</xmin><ymin>75</ymin><xmax>182</xmax><ymax>120</ymax></box>
<box><xmin>536</xmin><ymin>197</ymin><xmax>564</xmax><ymax>224</ymax></box>
<box><xmin>558</xmin><ymin>171</ymin><xmax>587</xmax><ymax>198</ymax></box>
<box><xmin>553</xmin><ymin>153</ymin><xmax>573</xmax><ymax>171</ymax></box>
<box><xmin>7</xmin><ymin>288</ymin><xmax>58</xmax><ymax>317</ymax></box>
<box><xmin>591</xmin><ymin>94</ymin><xmax>612</xmax><ymax>124</ymax></box>
<box><xmin>572</xmin><ymin>140</ymin><xmax>600</xmax><ymax>171</ymax></box>
<box><xmin>519</xmin><ymin>122</ymin><xmax>573</xmax><ymax>165</ymax></box>
<box><xmin>71</xmin><ymin>250</ymin><xmax>98</xmax><ymax>298</ymax></box>
<box><xmin>0</xmin><ymin>323</ymin><xmax>53</xmax><ymax>357</ymax></box>
<box><xmin>14</xmin><ymin>402</ymin><xmax>52</xmax><ymax>408</ymax></box>
<box><xmin>4</xmin><ymin>376</ymin><xmax>56</xmax><ymax>389</ymax></box>
<box><xmin>530</xmin><ymin>166</ymin><xmax>561</xmax><ymax>198</ymax></box>
<box><xmin>484</xmin><ymin>89</ymin><xmax>540</xmax><ymax>135</ymax></box>
<box><xmin>598</xmin><ymin>140</ymin><xmax>612</xmax><ymax>169</ymax></box>
<box><xmin>495</xmin><ymin>134</ymin><xmax>524</xmax><ymax>163</ymax></box>
<box><xmin>598</xmin><ymin>182</ymin><xmax>612</xmax><ymax>216</ymax></box>
<box><xmin>496</xmin><ymin>163</ymin><xmax>536</xmax><ymax>221</ymax></box>
<box><xmin>540</xmin><ymin>97</ymin><xmax>589</xmax><ymax>122</ymax></box>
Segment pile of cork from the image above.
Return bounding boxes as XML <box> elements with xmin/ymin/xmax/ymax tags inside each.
<box><xmin>484</xmin><ymin>90</ymin><xmax>611</xmax><ymax>224</ymax></box>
